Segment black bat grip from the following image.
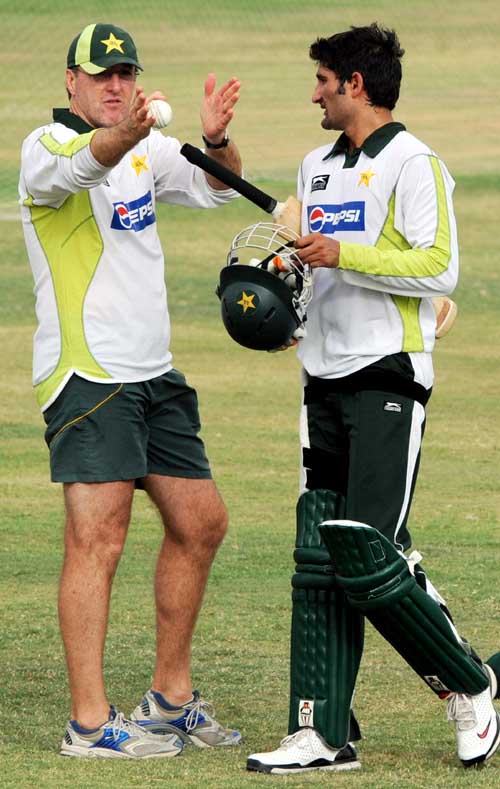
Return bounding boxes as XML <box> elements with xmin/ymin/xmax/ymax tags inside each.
<box><xmin>180</xmin><ymin>143</ymin><xmax>277</xmax><ymax>214</ymax></box>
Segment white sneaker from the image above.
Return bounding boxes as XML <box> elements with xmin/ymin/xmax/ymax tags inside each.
<box><xmin>246</xmin><ymin>728</ymin><xmax>360</xmax><ymax>774</ymax></box>
<box><xmin>447</xmin><ymin>665</ymin><xmax>500</xmax><ymax>768</ymax></box>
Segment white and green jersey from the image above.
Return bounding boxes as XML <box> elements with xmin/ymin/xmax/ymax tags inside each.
<box><xmin>19</xmin><ymin>109</ymin><xmax>238</xmax><ymax>411</ymax></box>
<box><xmin>296</xmin><ymin>123</ymin><xmax>458</xmax><ymax>386</ymax></box>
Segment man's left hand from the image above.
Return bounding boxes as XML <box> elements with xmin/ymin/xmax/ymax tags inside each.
<box><xmin>294</xmin><ymin>233</ymin><xmax>340</xmax><ymax>268</ymax></box>
<box><xmin>200</xmin><ymin>73</ymin><xmax>240</xmax><ymax>145</ymax></box>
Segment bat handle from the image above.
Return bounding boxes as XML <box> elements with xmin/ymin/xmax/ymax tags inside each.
<box><xmin>180</xmin><ymin>142</ymin><xmax>277</xmax><ymax>214</ymax></box>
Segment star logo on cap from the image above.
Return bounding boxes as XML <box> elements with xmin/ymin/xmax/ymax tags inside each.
<box><xmin>358</xmin><ymin>168</ymin><xmax>375</xmax><ymax>188</ymax></box>
<box><xmin>237</xmin><ymin>291</ymin><xmax>256</xmax><ymax>313</ymax></box>
<box><xmin>131</xmin><ymin>154</ymin><xmax>149</xmax><ymax>175</ymax></box>
<box><xmin>101</xmin><ymin>32</ymin><xmax>125</xmax><ymax>54</ymax></box>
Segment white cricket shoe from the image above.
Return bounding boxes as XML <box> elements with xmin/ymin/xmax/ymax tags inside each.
<box><xmin>246</xmin><ymin>727</ymin><xmax>360</xmax><ymax>774</ymax></box>
<box><xmin>447</xmin><ymin>665</ymin><xmax>500</xmax><ymax>768</ymax></box>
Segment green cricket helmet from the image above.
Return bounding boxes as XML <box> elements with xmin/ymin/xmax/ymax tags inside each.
<box><xmin>217</xmin><ymin>223</ymin><xmax>313</xmax><ymax>351</ymax></box>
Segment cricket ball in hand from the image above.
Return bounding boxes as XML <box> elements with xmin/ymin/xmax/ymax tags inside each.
<box><xmin>147</xmin><ymin>99</ymin><xmax>173</xmax><ymax>129</ymax></box>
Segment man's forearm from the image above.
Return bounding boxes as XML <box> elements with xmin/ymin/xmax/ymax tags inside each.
<box><xmin>205</xmin><ymin>141</ymin><xmax>242</xmax><ymax>190</ymax></box>
<box><xmin>90</xmin><ymin>121</ymin><xmax>143</xmax><ymax>168</ymax></box>
<box><xmin>88</xmin><ymin>86</ymin><xmax>154</xmax><ymax>167</ymax></box>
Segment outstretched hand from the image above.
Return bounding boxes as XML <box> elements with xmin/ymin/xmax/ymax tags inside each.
<box><xmin>91</xmin><ymin>87</ymin><xmax>168</xmax><ymax>167</ymax></box>
<box><xmin>122</xmin><ymin>86</ymin><xmax>160</xmax><ymax>139</ymax></box>
<box><xmin>200</xmin><ymin>73</ymin><xmax>240</xmax><ymax>143</ymax></box>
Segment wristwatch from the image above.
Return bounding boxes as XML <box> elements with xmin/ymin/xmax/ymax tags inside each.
<box><xmin>202</xmin><ymin>132</ymin><xmax>230</xmax><ymax>149</ymax></box>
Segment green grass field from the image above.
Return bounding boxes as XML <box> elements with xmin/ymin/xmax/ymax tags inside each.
<box><xmin>1</xmin><ymin>1</ymin><xmax>499</xmax><ymax>787</ymax></box>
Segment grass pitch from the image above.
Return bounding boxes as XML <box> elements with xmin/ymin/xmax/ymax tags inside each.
<box><xmin>1</xmin><ymin>1</ymin><xmax>499</xmax><ymax>787</ymax></box>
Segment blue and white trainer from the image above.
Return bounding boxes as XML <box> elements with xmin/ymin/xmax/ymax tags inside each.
<box><xmin>60</xmin><ymin>706</ymin><xmax>183</xmax><ymax>758</ymax></box>
<box><xmin>131</xmin><ymin>689</ymin><xmax>242</xmax><ymax>747</ymax></box>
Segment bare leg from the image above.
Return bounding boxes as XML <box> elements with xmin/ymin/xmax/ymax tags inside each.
<box><xmin>59</xmin><ymin>480</ymin><xmax>135</xmax><ymax>728</ymax></box>
<box><xmin>143</xmin><ymin>474</ymin><xmax>228</xmax><ymax>705</ymax></box>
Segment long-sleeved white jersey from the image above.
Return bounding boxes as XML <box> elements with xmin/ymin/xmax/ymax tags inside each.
<box><xmin>19</xmin><ymin>109</ymin><xmax>238</xmax><ymax>411</ymax></box>
<box><xmin>296</xmin><ymin>123</ymin><xmax>458</xmax><ymax>388</ymax></box>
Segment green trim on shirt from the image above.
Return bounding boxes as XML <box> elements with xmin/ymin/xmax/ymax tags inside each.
<box><xmin>53</xmin><ymin>108</ymin><xmax>96</xmax><ymax>134</ymax></box>
<box><xmin>338</xmin><ymin>157</ymin><xmax>451</xmax><ymax>279</ymax></box>
<box><xmin>29</xmin><ymin>190</ymin><xmax>111</xmax><ymax>407</ymax></box>
<box><xmin>323</xmin><ymin>122</ymin><xmax>406</xmax><ymax>167</ymax></box>
<box><xmin>40</xmin><ymin>129</ymin><xmax>97</xmax><ymax>158</ymax></box>
<box><xmin>391</xmin><ymin>295</ymin><xmax>424</xmax><ymax>351</ymax></box>
<box><xmin>337</xmin><ymin>156</ymin><xmax>452</xmax><ymax>352</ymax></box>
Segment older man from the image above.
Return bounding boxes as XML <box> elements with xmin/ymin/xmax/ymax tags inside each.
<box><xmin>19</xmin><ymin>22</ymin><xmax>242</xmax><ymax>758</ymax></box>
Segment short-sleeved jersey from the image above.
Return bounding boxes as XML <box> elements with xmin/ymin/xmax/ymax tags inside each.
<box><xmin>19</xmin><ymin>109</ymin><xmax>238</xmax><ymax>411</ymax></box>
<box><xmin>296</xmin><ymin>123</ymin><xmax>458</xmax><ymax>386</ymax></box>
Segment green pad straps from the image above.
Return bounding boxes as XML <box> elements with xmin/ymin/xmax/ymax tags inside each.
<box><xmin>289</xmin><ymin>491</ymin><xmax>363</xmax><ymax>748</ymax></box>
<box><xmin>319</xmin><ymin>520</ymin><xmax>488</xmax><ymax>696</ymax></box>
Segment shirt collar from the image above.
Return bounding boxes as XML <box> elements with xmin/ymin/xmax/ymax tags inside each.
<box><xmin>52</xmin><ymin>108</ymin><xmax>95</xmax><ymax>134</ymax></box>
<box><xmin>323</xmin><ymin>122</ymin><xmax>406</xmax><ymax>161</ymax></box>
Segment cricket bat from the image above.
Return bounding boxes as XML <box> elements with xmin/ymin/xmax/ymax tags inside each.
<box><xmin>180</xmin><ymin>143</ymin><xmax>457</xmax><ymax>338</ymax></box>
<box><xmin>180</xmin><ymin>142</ymin><xmax>301</xmax><ymax>230</ymax></box>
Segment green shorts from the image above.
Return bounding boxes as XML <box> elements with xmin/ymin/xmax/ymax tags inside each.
<box><xmin>43</xmin><ymin>370</ymin><xmax>212</xmax><ymax>483</ymax></box>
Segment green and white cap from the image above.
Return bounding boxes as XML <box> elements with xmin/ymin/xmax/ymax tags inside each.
<box><xmin>67</xmin><ymin>23</ymin><xmax>143</xmax><ymax>74</ymax></box>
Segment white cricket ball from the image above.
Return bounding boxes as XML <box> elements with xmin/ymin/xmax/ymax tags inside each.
<box><xmin>148</xmin><ymin>99</ymin><xmax>173</xmax><ymax>129</ymax></box>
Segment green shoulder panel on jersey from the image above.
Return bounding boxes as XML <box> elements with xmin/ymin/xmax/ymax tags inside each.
<box><xmin>39</xmin><ymin>129</ymin><xmax>97</xmax><ymax>158</ymax></box>
<box><xmin>338</xmin><ymin>156</ymin><xmax>452</xmax><ymax>280</ymax></box>
<box><xmin>28</xmin><ymin>189</ymin><xmax>111</xmax><ymax>408</ymax></box>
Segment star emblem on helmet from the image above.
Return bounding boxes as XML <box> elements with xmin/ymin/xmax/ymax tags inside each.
<box><xmin>101</xmin><ymin>32</ymin><xmax>125</xmax><ymax>54</ymax></box>
<box><xmin>237</xmin><ymin>291</ymin><xmax>256</xmax><ymax>313</ymax></box>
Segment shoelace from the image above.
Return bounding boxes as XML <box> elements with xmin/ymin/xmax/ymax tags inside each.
<box><xmin>279</xmin><ymin>728</ymin><xmax>314</xmax><ymax>750</ymax></box>
<box><xmin>111</xmin><ymin>711</ymin><xmax>143</xmax><ymax>739</ymax></box>
<box><xmin>185</xmin><ymin>697</ymin><xmax>215</xmax><ymax>732</ymax></box>
<box><xmin>447</xmin><ymin>693</ymin><xmax>477</xmax><ymax>731</ymax></box>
